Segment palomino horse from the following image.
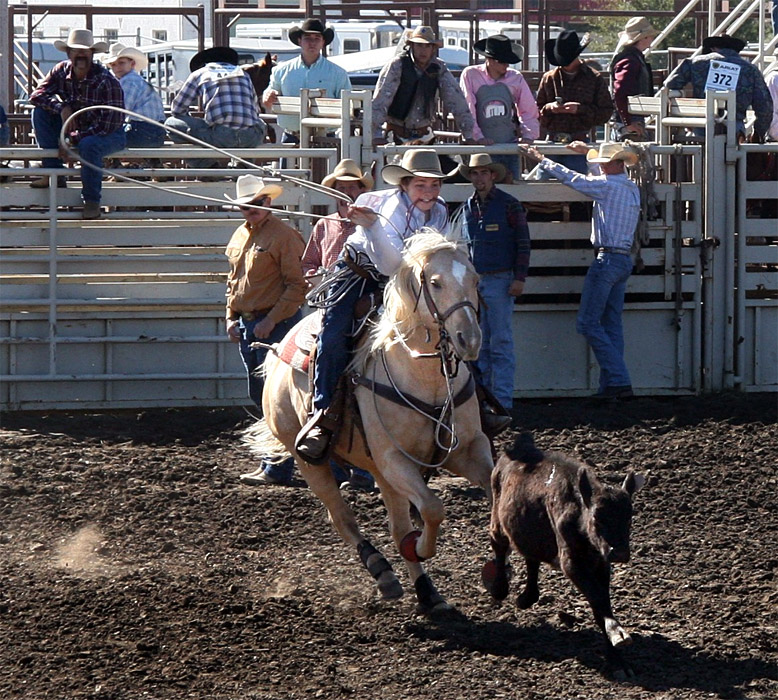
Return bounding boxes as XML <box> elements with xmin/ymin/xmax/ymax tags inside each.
<box><xmin>247</xmin><ymin>231</ymin><xmax>494</xmax><ymax>612</ymax></box>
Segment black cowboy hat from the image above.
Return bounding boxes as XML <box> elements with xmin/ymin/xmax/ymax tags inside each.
<box><xmin>189</xmin><ymin>46</ymin><xmax>239</xmax><ymax>72</ymax></box>
<box><xmin>545</xmin><ymin>30</ymin><xmax>589</xmax><ymax>67</ymax></box>
<box><xmin>473</xmin><ymin>34</ymin><xmax>524</xmax><ymax>64</ymax></box>
<box><xmin>288</xmin><ymin>18</ymin><xmax>335</xmax><ymax>47</ymax></box>
<box><xmin>702</xmin><ymin>34</ymin><xmax>746</xmax><ymax>54</ymax></box>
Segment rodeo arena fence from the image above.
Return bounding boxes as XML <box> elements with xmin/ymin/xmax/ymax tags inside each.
<box><xmin>1</xmin><ymin>83</ymin><xmax>776</xmax><ymax>410</ymax></box>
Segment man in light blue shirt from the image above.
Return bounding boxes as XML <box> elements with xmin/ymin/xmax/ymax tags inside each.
<box><xmin>262</xmin><ymin>18</ymin><xmax>351</xmax><ymax>143</ymax></box>
<box><xmin>521</xmin><ymin>142</ymin><xmax>640</xmax><ymax>400</ymax></box>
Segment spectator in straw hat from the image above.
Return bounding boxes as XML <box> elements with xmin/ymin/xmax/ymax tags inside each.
<box><xmin>103</xmin><ymin>43</ymin><xmax>165</xmax><ymax>147</ymax></box>
<box><xmin>536</xmin><ymin>30</ymin><xmax>613</xmax><ymax>173</ymax></box>
<box><xmin>295</xmin><ymin>148</ymin><xmax>452</xmax><ymax>463</ymax></box>
<box><xmin>224</xmin><ymin>175</ymin><xmax>306</xmax><ymax>487</ymax></box>
<box><xmin>166</xmin><ymin>46</ymin><xmax>267</xmax><ymax>169</ymax></box>
<box><xmin>459</xmin><ymin>153</ymin><xmax>530</xmax><ymax>414</ymax></box>
<box><xmin>609</xmin><ymin>17</ymin><xmax>660</xmax><ymax>141</ymax></box>
<box><xmin>665</xmin><ymin>34</ymin><xmax>773</xmax><ymax>142</ymax></box>
<box><xmin>372</xmin><ymin>26</ymin><xmax>475</xmax><ymax>147</ymax></box>
<box><xmin>521</xmin><ymin>142</ymin><xmax>640</xmax><ymax>401</ymax></box>
<box><xmin>263</xmin><ymin>18</ymin><xmax>351</xmax><ymax>147</ymax></box>
<box><xmin>29</xmin><ymin>28</ymin><xmax>126</xmax><ymax>219</ymax></box>
<box><xmin>460</xmin><ymin>34</ymin><xmax>540</xmax><ymax>179</ymax></box>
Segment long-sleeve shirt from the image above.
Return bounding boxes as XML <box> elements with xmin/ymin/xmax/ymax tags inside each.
<box><xmin>225</xmin><ymin>215</ymin><xmax>307</xmax><ymax>324</ymax></box>
<box><xmin>30</xmin><ymin>60</ymin><xmax>124</xmax><ymax>144</ymax></box>
<box><xmin>344</xmin><ymin>189</ymin><xmax>450</xmax><ymax>277</ymax></box>
<box><xmin>610</xmin><ymin>46</ymin><xmax>653</xmax><ymax>126</ymax></box>
<box><xmin>172</xmin><ymin>62</ymin><xmax>262</xmax><ymax>129</ymax></box>
<box><xmin>538</xmin><ymin>159</ymin><xmax>640</xmax><ymax>251</ymax></box>
<box><xmin>536</xmin><ymin>63</ymin><xmax>613</xmax><ymax>138</ymax></box>
<box><xmin>267</xmin><ymin>54</ymin><xmax>352</xmax><ymax>132</ymax></box>
<box><xmin>119</xmin><ymin>70</ymin><xmax>165</xmax><ymax>123</ymax></box>
<box><xmin>372</xmin><ymin>55</ymin><xmax>475</xmax><ymax>140</ymax></box>
<box><xmin>665</xmin><ymin>48</ymin><xmax>774</xmax><ymax>139</ymax></box>
<box><xmin>767</xmin><ymin>71</ymin><xmax>778</xmax><ymax>141</ymax></box>
<box><xmin>301</xmin><ymin>214</ymin><xmax>356</xmax><ymax>275</ymax></box>
<box><xmin>459</xmin><ymin>63</ymin><xmax>539</xmax><ymax>142</ymax></box>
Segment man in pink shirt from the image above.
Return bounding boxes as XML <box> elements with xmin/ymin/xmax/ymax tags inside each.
<box><xmin>460</xmin><ymin>34</ymin><xmax>540</xmax><ymax>180</ymax></box>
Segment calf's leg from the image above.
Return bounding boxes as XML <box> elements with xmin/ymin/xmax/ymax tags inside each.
<box><xmin>517</xmin><ymin>558</ymin><xmax>541</xmax><ymax>609</ymax></box>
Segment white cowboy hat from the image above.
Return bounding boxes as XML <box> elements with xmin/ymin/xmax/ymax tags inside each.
<box><xmin>54</xmin><ymin>29</ymin><xmax>109</xmax><ymax>54</ymax></box>
<box><xmin>586</xmin><ymin>142</ymin><xmax>639</xmax><ymax>166</ymax></box>
<box><xmin>457</xmin><ymin>153</ymin><xmax>507</xmax><ymax>183</ymax></box>
<box><xmin>102</xmin><ymin>43</ymin><xmax>148</xmax><ymax>72</ymax></box>
<box><xmin>615</xmin><ymin>17</ymin><xmax>659</xmax><ymax>52</ymax></box>
<box><xmin>321</xmin><ymin>159</ymin><xmax>374</xmax><ymax>190</ymax></box>
<box><xmin>382</xmin><ymin>149</ymin><xmax>446</xmax><ymax>185</ymax></box>
<box><xmin>226</xmin><ymin>175</ymin><xmax>284</xmax><ymax>204</ymax></box>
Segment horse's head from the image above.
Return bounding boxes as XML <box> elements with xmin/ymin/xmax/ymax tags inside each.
<box><xmin>386</xmin><ymin>230</ymin><xmax>481</xmax><ymax>361</ymax></box>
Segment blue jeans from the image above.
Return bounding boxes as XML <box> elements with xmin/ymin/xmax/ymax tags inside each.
<box><xmin>279</xmin><ymin>130</ymin><xmax>299</xmax><ymax>169</ymax></box>
<box><xmin>313</xmin><ymin>266</ymin><xmax>380</xmax><ymax>411</ymax></box>
<box><xmin>125</xmin><ymin>120</ymin><xmax>165</xmax><ymax>147</ymax></box>
<box><xmin>476</xmin><ymin>271</ymin><xmax>516</xmax><ymax>411</ymax></box>
<box><xmin>32</xmin><ymin>106</ymin><xmax>126</xmax><ymax>203</ymax></box>
<box><xmin>576</xmin><ymin>252</ymin><xmax>633</xmax><ymax>392</ymax></box>
<box><xmin>238</xmin><ymin>310</ymin><xmax>303</xmax><ymax>411</ymax></box>
<box><xmin>165</xmin><ymin>115</ymin><xmax>266</xmax><ymax>167</ymax></box>
<box><xmin>492</xmin><ymin>150</ymin><xmax>520</xmax><ymax>181</ymax></box>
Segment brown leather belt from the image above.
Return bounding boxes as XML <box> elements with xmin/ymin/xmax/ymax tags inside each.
<box><xmin>239</xmin><ymin>308</ymin><xmax>272</xmax><ymax>321</ymax></box>
<box><xmin>595</xmin><ymin>247</ymin><xmax>631</xmax><ymax>256</ymax></box>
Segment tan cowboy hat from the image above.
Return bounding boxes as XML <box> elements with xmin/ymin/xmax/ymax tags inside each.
<box><xmin>321</xmin><ymin>159</ymin><xmax>374</xmax><ymax>190</ymax></box>
<box><xmin>54</xmin><ymin>29</ymin><xmax>109</xmax><ymax>54</ymax></box>
<box><xmin>382</xmin><ymin>149</ymin><xmax>446</xmax><ymax>185</ymax></box>
<box><xmin>226</xmin><ymin>175</ymin><xmax>284</xmax><ymax>204</ymax></box>
<box><xmin>406</xmin><ymin>26</ymin><xmax>443</xmax><ymax>46</ymax></box>
<box><xmin>458</xmin><ymin>153</ymin><xmax>507</xmax><ymax>183</ymax></box>
<box><xmin>616</xmin><ymin>17</ymin><xmax>659</xmax><ymax>51</ymax></box>
<box><xmin>102</xmin><ymin>43</ymin><xmax>148</xmax><ymax>72</ymax></box>
<box><xmin>586</xmin><ymin>142</ymin><xmax>639</xmax><ymax>166</ymax></box>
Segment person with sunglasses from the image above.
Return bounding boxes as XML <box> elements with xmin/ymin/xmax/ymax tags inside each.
<box><xmin>225</xmin><ymin>175</ymin><xmax>307</xmax><ymax>485</ymax></box>
<box><xmin>460</xmin><ymin>34</ymin><xmax>540</xmax><ymax>181</ymax></box>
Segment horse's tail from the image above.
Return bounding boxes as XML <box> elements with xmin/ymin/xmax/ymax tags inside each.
<box><xmin>242</xmin><ymin>419</ymin><xmax>291</xmax><ymax>465</ymax></box>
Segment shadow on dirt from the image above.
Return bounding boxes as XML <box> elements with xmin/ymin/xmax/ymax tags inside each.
<box><xmin>407</xmin><ymin>615</ymin><xmax>776</xmax><ymax>695</ymax></box>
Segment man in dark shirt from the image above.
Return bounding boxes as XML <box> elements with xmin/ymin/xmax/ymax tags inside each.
<box><xmin>29</xmin><ymin>29</ymin><xmax>126</xmax><ymax>219</ymax></box>
<box><xmin>459</xmin><ymin>153</ymin><xmax>530</xmax><ymax>413</ymax></box>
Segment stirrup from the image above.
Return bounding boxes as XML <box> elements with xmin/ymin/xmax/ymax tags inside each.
<box><xmin>295</xmin><ymin>409</ymin><xmax>336</xmax><ymax>465</ymax></box>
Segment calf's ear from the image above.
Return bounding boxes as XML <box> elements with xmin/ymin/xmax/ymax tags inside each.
<box><xmin>578</xmin><ymin>467</ymin><xmax>593</xmax><ymax>508</ymax></box>
<box><xmin>622</xmin><ymin>471</ymin><xmax>646</xmax><ymax>494</ymax></box>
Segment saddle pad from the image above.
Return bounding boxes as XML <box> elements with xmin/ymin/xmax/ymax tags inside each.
<box><xmin>276</xmin><ymin>310</ymin><xmax>322</xmax><ymax>374</ymax></box>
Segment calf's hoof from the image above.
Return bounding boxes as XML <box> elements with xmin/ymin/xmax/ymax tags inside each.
<box><xmin>516</xmin><ymin>588</ymin><xmax>540</xmax><ymax>609</ymax></box>
<box><xmin>481</xmin><ymin>559</ymin><xmax>510</xmax><ymax>600</ymax></box>
<box><xmin>605</xmin><ymin>619</ymin><xmax>632</xmax><ymax>648</ymax></box>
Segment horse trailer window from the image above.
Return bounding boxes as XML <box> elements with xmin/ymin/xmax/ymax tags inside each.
<box><xmin>343</xmin><ymin>39</ymin><xmax>361</xmax><ymax>54</ymax></box>
<box><xmin>460</xmin><ymin>39</ymin><xmax>468</xmax><ymax>49</ymax></box>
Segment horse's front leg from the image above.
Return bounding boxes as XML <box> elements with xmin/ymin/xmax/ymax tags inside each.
<box><xmin>443</xmin><ymin>428</ymin><xmax>494</xmax><ymax>503</ymax></box>
<box><xmin>378</xmin><ymin>471</ymin><xmax>450</xmax><ymax>613</ymax></box>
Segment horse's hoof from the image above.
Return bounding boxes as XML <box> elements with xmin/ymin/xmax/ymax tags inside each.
<box><xmin>377</xmin><ymin>573</ymin><xmax>404</xmax><ymax>600</ymax></box>
<box><xmin>400</xmin><ymin>530</ymin><xmax>425</xmax><ymax>562</ymax></box>
<box><xmin>481</xmin><ymin>559</ymin><xmax>510</xmax><ymax>600</ymax></box>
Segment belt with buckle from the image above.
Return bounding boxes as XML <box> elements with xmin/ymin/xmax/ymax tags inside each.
<box><xmin>596</xmin><ymin>247</ymin><xmax>631</xmax><ymax>255</ymax></box>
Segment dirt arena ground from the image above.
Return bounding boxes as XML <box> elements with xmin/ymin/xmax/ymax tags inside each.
<box><xmin>1</xmin><ymin>392</ymin><xmax>776</xmax><ymax>700</ymax></box>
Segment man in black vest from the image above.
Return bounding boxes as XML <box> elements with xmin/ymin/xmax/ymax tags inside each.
<box><xmin>371</xmin><ymin>26</ymin><xmax>475</xmax><ymax>146</ymax></box>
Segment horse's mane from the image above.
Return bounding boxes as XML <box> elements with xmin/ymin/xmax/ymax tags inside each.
<box><xmin>349</xmin><ymin>228</ymin><xmax>470</xmax><ymax>372</ymax></box>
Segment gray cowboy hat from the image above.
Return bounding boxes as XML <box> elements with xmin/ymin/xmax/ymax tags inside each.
<box><xmin>54</xmin><ymin>29</ymin><xmax>108</xmax><ymax>54</ymax></box>
<box><xmin>457</xmin><ymin>153</ymin><xmax>507</xmax><ymax>183</ymax></box>
<box><xmin>289</xmin><ymin>18</ymin><xmax>335</xmax><ymax>47</ymax></box>
<box><xmin>473</xmin><ymin>34</ymin><xmax>524</xmax><ymax>64</ymax></box>
<box><xmin>382</xmin><ymin>149</ymin><xmax>446</xmax><ymax>185</ymax></box>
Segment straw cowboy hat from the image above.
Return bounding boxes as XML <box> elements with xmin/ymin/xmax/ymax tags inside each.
<box><xmin>702</xmin><ymin>34</ymin><xmax>746</xmax><ymax>54</ymax></box>
<box><xmin>406</xmin><ymin>26</ymin><xmax>443</xmax><ymax>46</ymax></box>
<box><xmin>545</xmin><ymin>30</ymin><xmax>590</xmax><ymax>67</ymax></box>
<box><xmin>289</xmin><ymin>18</ymin><xmax>335</xmax><ymax>47</ymax></box>
<box><xmin>54</xmin><ymin>29</ymin><xmax>108</xmax><ymax>54</ymax></box>
<box><xmin>226</xmin><ymin>175</ymin><xmax>284</xmax><ymax>205</ymax></box>
<box><xmin>457</xmin><ymin>153</ymin><xmax>507</xmax><ymax>183</ymax></box>
<box><xmin>102</xmin><ymin>43</ymin><xmax>148</xmax><ymax>72</ymax></box>
<box><xmin>189</xmin><ymin>46</ymin><xmax>239</xmax><ymax>73</ymax></box>
<box><xmin>321</xmin><ymin>159</ymin><xmax>374</xmax><ymax>190</ymax></box>
<box><xmin>615</xmin><ymin>17</ymin><xmax>659</xmax><ymax>52</ymax></box>
<box><xmin>586</xmin><ymin>142</ymin><xmax>639</xmax><ymax>166</ymax></box>
<box><xmin>381</xmin><ymin>149</ymin><xmax>446</xmax><ymax>185</ymax></box>
<box><xmin>473</xmin><ymin>34</ymin><xmax>524</xmax><ymax>64</ymax></box>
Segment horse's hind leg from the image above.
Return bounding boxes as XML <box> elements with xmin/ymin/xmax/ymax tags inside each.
<box><xmin>297</xmin><ymin>460</ymin><xmax>404</xmax><ymax>601</ymax></box>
